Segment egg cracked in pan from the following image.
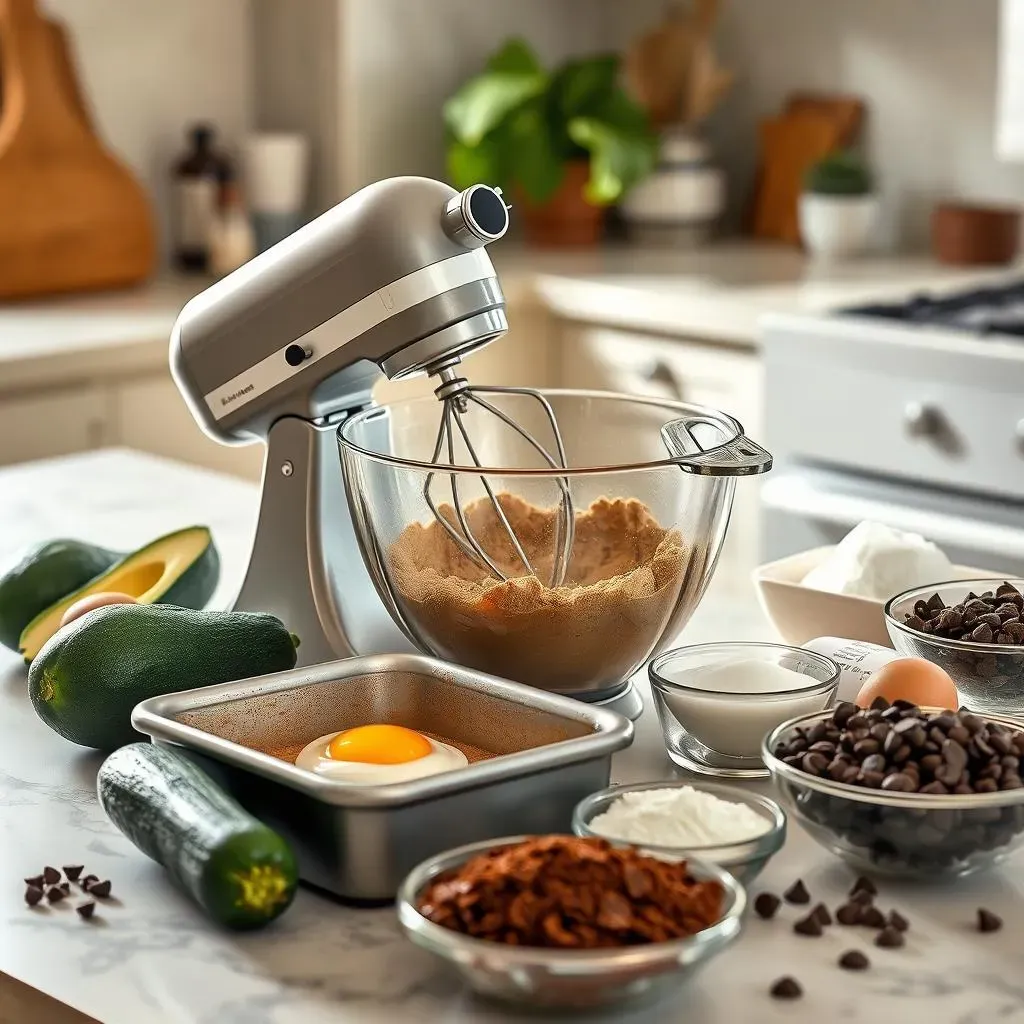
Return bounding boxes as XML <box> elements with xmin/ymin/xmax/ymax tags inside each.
<box><xmin>295</xmin><ymin>724</ymin><xmax>469</xmax><ymax>783</ymax></box>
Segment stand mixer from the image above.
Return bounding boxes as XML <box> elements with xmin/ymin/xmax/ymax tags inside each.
<box><xmin>171</xmin><ymin>175</ymin><xmax>771</xmax><ymax>718</ymax></box>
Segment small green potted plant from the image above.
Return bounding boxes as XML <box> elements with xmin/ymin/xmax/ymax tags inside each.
<box><xmin>799</xmin><ymin>151</ymin><xmax>878</xmax><ymax>259</ymax></box>
<box><xmin>443</xmin><ymin>39</ymin><xmax>658</xmax><ymax>246</ymax></box>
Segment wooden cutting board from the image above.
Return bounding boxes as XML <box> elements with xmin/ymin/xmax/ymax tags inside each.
<box><xmin>0</xmin><ymin>0</ymin><xmax>156</xmax><ymax>300</ymax></box>
<box><xmin>751</xmin><ymin>111</ymin><xmax>845</xmax><ymax>243</ymax></box>
<box><xmin>784</xmin><ymin>91</ymin><xmax>865</xmax><ymax>147</ymax></box>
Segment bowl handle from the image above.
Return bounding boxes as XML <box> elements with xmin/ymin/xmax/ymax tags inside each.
<box><xmin>661</xmin><ymin>415</ymin><xmax>773</xmax><ymax>477</ymax></box>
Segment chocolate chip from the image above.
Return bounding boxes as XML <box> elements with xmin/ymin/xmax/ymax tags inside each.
<box><xmin>754</xmin><ymin>893</ymin><xmax>780</xmax><ymax>920</ymax></box>
<box><xmin>24</xmin><ymin>885</ymin><xmax>43</xmax><ymax>907</ymax></box>
<box><xmin>836</xmin><ymin>903</ymin><xmax>863</xmax><ymax>925</ymax></box>
<box><xmin>850</xmin><ymin>876</ymin><xmax>877</xmax><ymax>897</ymax></box>
<box><xmin>770</xmin><ymin>977</ymin><xmax>802</xmax><ymax>999</ymax></box>
<box><xmin>57</xmin><ymin>882</ymin><xmax>70</xmax><ymax>895</ymax></box>
<box><xmin>875</xmin><ymin>926</ymin><xmax>905</xmax><ymax>948</ymax></box>
<box><xmin>63</xmin><ymin>865</ymin><xmax>83</xmax><ymax>882</ymax></box>
<box><xmin>42</xmin><ymin>866</ymin><xmax>60</xmax><ymax>886</ymax></box>
<box><xmin>23</xmin><ymin>874</ymin><xmax>43</xmax><ymax>888</ymax></box>
<box><xmin>861</xmin><ymin>906</ymin><xmax>887</xmax><ymax>929</ymax></box>
<box><xmin>76</xmin><ymin>902</ymin><xmax>96</xmax><ymax>921</ymax></box>
<box><xmin>812</xmin><ymin>902</ymin><xmax>832</xmax><ymax>926</ymax></box>
<box><xmin>870</xmin><ymin>696</ymin><xmax>889</xmax><ymax>711</ymax></box>
<box><xmin>978</xmin><ymin>908</ymin><xmax>1003</xmax><ymax>933</ymax></box>
<box><xmin>882</xmin><ymin>772</ymin><xmax>918</xmax><ymax>792</ymax></box>
<box><xmin>784</xmin><ymin>879</ymin><xmax>810</xmax><ymax>905</ymax></box>
<box><xmin>80</xmin><ymin>874</ymin><xmax>98</xmax><ymax>891</ymax></box>
<box><xmin>888</xmin><ymin>910</ymin><xmax>909</xmax><ymax>932</ymax></box>
<box><xmin>794</xmin><ymin>913</ymin><xmax>823</xmax><ymax>937</ymax></box>
<box><xmin>89</xmin><ymin>880</ymin><xmax>111</xmax><ymax>899</ymax></box>
<box><xmin>862</xmin><ymin>754</ymin><xmax>888</xmax><ymax>774</ymax></box>
<box><xmin>802</xmin><ymin>751</ymin><xmax>830</xmax><ymax>775</ymax></box>
<box><xmin>972</xmin><ymin>623</ymin><xmax>994</xmax><ymax>643</ymax></box>
<box><xmin>838</xmin><ymin>949</ymin><xmax>870</xmax><ymax>971</ymax></box>
<box><xmin>850</xmin><ymin>889</ymin><xmax>874</xmax><ymax>906</ymax></box>
<box><xmin>46</xmin><ymin>886</ymin><xmax>66</xmax><ymax>903</ymax></box>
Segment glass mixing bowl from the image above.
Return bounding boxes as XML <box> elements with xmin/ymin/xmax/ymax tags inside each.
<box><xmin>337</xmin><ymin>389</ymin><xmax>771</xmax><ymax>699</ymax></box>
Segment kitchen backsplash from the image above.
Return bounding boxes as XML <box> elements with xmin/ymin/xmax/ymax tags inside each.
<box><xmin>616</xmin><ymin>0</ymin><xmax>1023</xmax><ymax>250</ymax></box>
<box><xmin>40</xmin><ymin>0</ymin><xmax>252</xmax><ymax>264</ymax></box>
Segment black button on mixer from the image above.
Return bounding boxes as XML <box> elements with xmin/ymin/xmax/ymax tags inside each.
<box><xmin>284</xmin><ymin>344</ymin><xmax>307</xmax><ymax>367</ymax></box>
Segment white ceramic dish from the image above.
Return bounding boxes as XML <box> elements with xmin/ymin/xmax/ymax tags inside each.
<box><xmin>753</xmin><ymin>546</ymin><xmax>998</xmax><ymax>647</ymax></box>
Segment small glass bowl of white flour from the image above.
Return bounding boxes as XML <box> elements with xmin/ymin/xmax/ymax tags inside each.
<box><xmin>573</xmin><ymin>780</ymin><xmax>786</xmax><ymax>883</ymax></box>
<box><xmin>649</xmin><ymin>642</ymin><xmax>841</xmax><ymax>779</ymax></box>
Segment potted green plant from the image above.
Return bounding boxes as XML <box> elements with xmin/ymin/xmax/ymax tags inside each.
<box><xmin>799</xmin><ymin>151</ymin><xmax>878</xmax><ymax>259</ymax></box>
<box><xmin>443</xmin><ymin>39</ymin><xmax>658</xmax><ymax>246</ymax></box>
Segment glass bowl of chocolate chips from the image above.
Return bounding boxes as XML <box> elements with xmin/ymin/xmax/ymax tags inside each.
<box><xmin>763</xmin><ymin>700</ymin><xmax>1024</xmax><ymax>879</ymax></box>
<box><xmin>885</xmin><ymin>579</ymin><xmax>1024</xmax><ymax>713</ymax></box>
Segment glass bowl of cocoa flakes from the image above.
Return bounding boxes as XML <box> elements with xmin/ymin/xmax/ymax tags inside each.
<box><xmin>396</xmin><ymin>833</ymin><xmax>745</xmax><ymax>1010</ymax></box>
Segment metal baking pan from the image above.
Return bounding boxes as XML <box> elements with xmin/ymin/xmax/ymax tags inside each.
<box><xmin>131</xmin><ymin>653</ymin><xmax>634</xmax><ymax>901</ymax></box>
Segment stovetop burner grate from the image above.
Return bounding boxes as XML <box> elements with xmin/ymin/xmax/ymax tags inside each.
<box><xmin>844</xmin><ymin>280</ymin><xmax>1024</xmax><ymax>337</ymax></box>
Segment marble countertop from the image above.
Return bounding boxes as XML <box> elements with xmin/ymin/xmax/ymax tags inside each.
<box><xmin>2</xmin><ymin>449</ymin><xmax>1024</xmax><ymax>1024</ymax></box>
<box><xmin>3</xmin><ymin>244</ymin><xmax>1021</xmax><ymax>393</ymax></box>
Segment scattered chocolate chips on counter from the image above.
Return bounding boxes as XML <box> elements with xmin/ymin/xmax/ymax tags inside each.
<box><xmin>860</xmin><ymin>906</ymin><xmax>887</xmax><ymax>930</ymax></box>
<box><xmin>754</xmin><ymin>892</ymin><xmax>781</xmax><ymax>920</ymax></box>
<box><xmin>20</xmin><ymin>863</ymin><xmax>112</xmax><ymax>923</ymax></box>
<box><xmin>783</xmin><ymin>879</ymin><xmax>811</xmax><ymax>904</ymax></box>
<box><xmin>850</xmin><ymin>888</ymin><xmax>874</xmax><ymax>906</ymax></box>
<box><xmin>978</xmin><ymin>908</ymin><xmax>1003</xmax><ymax>933</ymax></box>
<box><xmin>770</xmin><ymin>977</ymin><xmax>803</xmax><ymax>1000</ymax></box>
<box><xmin>812</xmin><ymin>902</ymin><xmax>832</xmax><ymax>927</ymax></box>
<box><xmin>836</xmin><ymin>902</ymin><xmax>863</xmax><ymax>926</ymax></box>
<box><xmin>838</xmin><ymin>950</ymin><xmax>870</xmax><ymax>971</ymax></box>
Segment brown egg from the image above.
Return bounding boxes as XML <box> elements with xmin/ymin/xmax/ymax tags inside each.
<box><xmin>59</xmin><ymin>592</ymin><xmax>138</xmax><ymax>629</ymax></box>
<box><xmin>855</xmin><ymin>658</ymin><xmax>959</xmax><ymax>710</ymax></box>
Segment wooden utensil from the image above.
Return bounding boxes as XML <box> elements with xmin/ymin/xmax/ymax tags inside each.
<box><xmin>752</xmin><ymin>112</ymin><xmax>844</xmax><ymax>243</ymax></box>
<box><xmin>624</xmin><ymin>4</ymin><xmax>699</xmax><ymax>127</ymax></box>
<box><xmin>0</xmin><ymin>0</ymin><xmax>156</xmax><ymax>300</ymax></box>
<box><xmin>784</xmin><ymin>92</ymin><xmax>864</xmax><ymax>147</ymax></box>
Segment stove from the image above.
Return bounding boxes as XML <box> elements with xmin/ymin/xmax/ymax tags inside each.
<box><xmin>758</xmin><ymin>279</ymin><xmax>1024</xmax><ymax>577</ymax></box>
<box><xmin>844</xmin><ymin>280</ymin><xmax>1024</xmax><ymax>337</ymax></box>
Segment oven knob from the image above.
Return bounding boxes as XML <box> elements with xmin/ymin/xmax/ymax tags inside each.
<box><xmin>903</xmin><ymin>401</ymin><xmax>941</xmax><ymax>438</ymax></box>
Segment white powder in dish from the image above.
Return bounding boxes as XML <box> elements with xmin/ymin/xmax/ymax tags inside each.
<box><xmin>587</xmin><ymin>787</ymin><xmax>772</xmax><ymax>847</ymax></box>
<box><xmin>801</xmin><ymin>521</ymin><xmax>955</xmax><ymax>601</ymax></box>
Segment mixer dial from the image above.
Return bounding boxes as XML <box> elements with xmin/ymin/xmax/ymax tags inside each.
<box><xmin>443</xmin><ymin>184</ymin><xmax>510</xmax><ymax>248</ymax></box>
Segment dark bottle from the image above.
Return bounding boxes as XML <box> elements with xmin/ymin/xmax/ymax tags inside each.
<box><xmin>173</xmin><ymin>124</ymin><xmax>224</xmax><ymax>271</ymax></box>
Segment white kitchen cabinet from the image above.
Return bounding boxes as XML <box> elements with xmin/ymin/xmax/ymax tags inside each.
<box><xmin>0</xmin><ymin>386</ymin><xmax>111</xmax><ymax>466</ymax></box>
<box><xmin>114</xmin><ymin>375</ymin><xmax>265</xmax><ymax>481</ymax></box>
<box><xmin>559</xmin><ymin>325</ymin><xmax>764</xmax><ymax>592</ymax></box>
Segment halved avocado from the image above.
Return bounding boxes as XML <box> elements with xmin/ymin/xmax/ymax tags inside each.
<box><xmin>19</xmin><ymin>526</ymin><xmax>220</xmax><ymax>662</ymax></box>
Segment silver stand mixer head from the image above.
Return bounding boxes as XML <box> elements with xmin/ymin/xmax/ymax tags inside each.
<box><xmin>169</xmin><ymin>176</ymin><xmax>570</xmax><ymax>667</ymax></box>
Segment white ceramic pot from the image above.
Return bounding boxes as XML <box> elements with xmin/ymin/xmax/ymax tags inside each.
<box><xmin>798</xmin><ymin>193</ymin><xmax>879</xmax><ymax>259</ymax></box>
<box><xmin>619</xmin><ymin>130</ymin><xmax>725</xmax><ymax>246</ymax></box>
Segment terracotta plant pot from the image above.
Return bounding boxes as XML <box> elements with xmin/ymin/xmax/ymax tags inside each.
<box><xmin>931</xmin><ymin>202</ymin><xmax>1021</xmax><ymax>266</ymax></box>
<box><xmin>518</xmin><ymin>162</ymin><xmax>605</xmax><ymax>247</ymax></box>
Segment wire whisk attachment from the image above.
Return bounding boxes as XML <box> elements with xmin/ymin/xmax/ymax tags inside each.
<box><xmin>424</xmin><ymin>364</ymin><xmax>574</xmax><ymax>587</ymax></box>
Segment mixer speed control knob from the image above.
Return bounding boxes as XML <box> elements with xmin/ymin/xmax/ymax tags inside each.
<box><xmin>285</xmin><ymin>344</ymin><xmax>311</xmax><ymax>367</ymax></box>
<box><xmin>443</xmin><ymin>184</ymin><xmax>510</xmax><ymax>248</ymax></box>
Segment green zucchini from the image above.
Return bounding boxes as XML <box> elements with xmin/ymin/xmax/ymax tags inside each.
<box><xmin>98</xmin><ymin>743</ymin><xmax>298</xmax><ymax>930</ymax></box>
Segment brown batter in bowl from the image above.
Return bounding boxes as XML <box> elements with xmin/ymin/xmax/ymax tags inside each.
<box><xmin>388</xmin><ymin>494</ymin><xmax>687</xmax><ymax>693</ymax></box>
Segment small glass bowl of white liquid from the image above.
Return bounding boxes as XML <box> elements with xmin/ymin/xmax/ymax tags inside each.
<box><xmin>649</xmin><ymin>642</ymin><xmax>841</xmax><ymax>779</ymax></box>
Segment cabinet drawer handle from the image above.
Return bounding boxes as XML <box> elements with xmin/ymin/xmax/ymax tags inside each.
<box><xmin>643</xmin><ymin>359</ymin><xmax>685</xmax><ymax>401</ymax></box>
<box><xmin>903</xmin><ymin>401</ymin><xmax>941</xmax><ymax>438</ymax></box>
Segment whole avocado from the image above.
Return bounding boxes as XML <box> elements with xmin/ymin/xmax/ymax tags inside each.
<box><xmin>29</xmin><ymin>604</ymin><xmax>299</xmax><ymax>750</ymax></box>
<box><xmin>0</xmin><ymin>538</ymin><xmax>121</xmax><ymax>650</ymax></box>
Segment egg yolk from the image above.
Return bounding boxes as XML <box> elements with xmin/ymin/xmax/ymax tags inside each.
<box><xmin>328</xmin><ymin>725</ymin><xmax>432</xmax><ymax>765</ymax></box>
